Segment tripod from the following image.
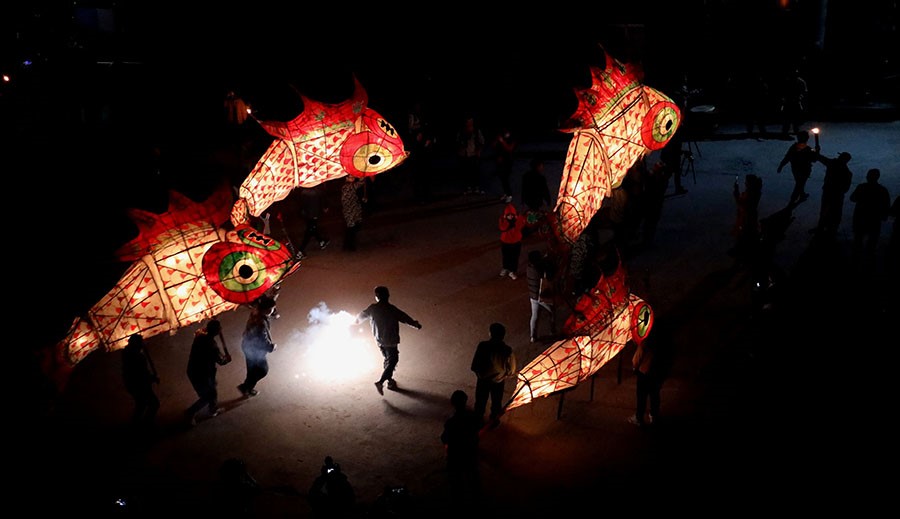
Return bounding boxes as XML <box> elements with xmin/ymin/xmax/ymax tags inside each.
<box><xmin>680</xmin><ymin>146</ymin><xmax>696</xmax><ymax>185</ymax></box>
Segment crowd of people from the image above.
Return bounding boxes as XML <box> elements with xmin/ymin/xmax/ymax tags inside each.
<box><xmin>112</xmin><ymin>92</ymin><xmax>896</xmax><ymax>516</ymax></box>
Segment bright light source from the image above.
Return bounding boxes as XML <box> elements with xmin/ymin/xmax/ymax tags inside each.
<box><xmin>2</xmin><ymin>75</ymin><xmax>9</xmax><ymax>83</ymax></box>
<box><xmin>290</xmin><ymin>302</ymin><xmax>379</xmax><ymax>384</ymax></box>
<box><xmin>811</xmin><ymin>128</ymin><xmax>819</xmax><ymax>134</ymax></box>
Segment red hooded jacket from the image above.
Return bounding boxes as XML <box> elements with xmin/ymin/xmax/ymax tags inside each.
<box><xmin>498</xmin><ymin>203</ymin><xmax>525</xmax><ymax>244</ymax></box>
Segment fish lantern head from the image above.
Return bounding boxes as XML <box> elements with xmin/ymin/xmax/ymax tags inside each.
<box><xmin>340</xmin><ymin>108</ymin><xmax>409</xmax><ymax>179</ymax></box>
<box><xmin>639</xmin><ymin>86</ymin><xmax>680</xmax><ymax>152</ymax></box>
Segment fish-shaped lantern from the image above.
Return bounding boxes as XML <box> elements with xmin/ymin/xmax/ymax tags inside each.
<box><xmin>505</xmin><ymin>50</ymin><xmax>675</xmax><ymax>412</ymax></box>
<box><xmin>555</xmin><ymin>50</ymin><xmax>681</xmax><ymax>244</ymax></box>
<box><xmin>42</xmin><ymin>184</ymin><xmax>296</xmax><ymax>388</ymax></box>
<box><xmin>506</xmin><ymin>258</ymin><xmax>653</xmax><ymax>410</ymax></box>
<box><xmin>231</xmin><ymin>77</ymin><xmax>408</xmax><ymax>226</ymax></box>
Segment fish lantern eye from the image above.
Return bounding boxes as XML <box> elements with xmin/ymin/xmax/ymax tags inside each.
<box><xmin>641</xmin><ymin>100</ymin><xmax>680</xmax><ymax>151</ymax></box>
<box><xmin>202</xmin><ymin>225</ymin><xmax>292</xmax><ymax>304</ymax></box>
<box><xmin>631</xmin><ymin>301</ymin><xmax>654</xmax><ymax>344</ymax></box>
<box><xmin>342</xmin><ymin>141</ymin><xmax>396</xmax><ymax>177</ymax></box>
<box><xmin>238</xmin><ymin>264</ymin><xmax>255</xmax><ymax>279</ymax></box>
<box><xmin>341</xmin><ymin>113</ymin><xmax>406</xmax><ymax>178</ymax></box>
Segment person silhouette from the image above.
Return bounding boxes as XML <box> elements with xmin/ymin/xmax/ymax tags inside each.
<box><xmin>812</xmin><ymin>151</ymin><xmax>853</xmax><ymax>238</ymax></box>
<box><xmin>308</xmin><ymin>456</ymin><xmax>356</xmax><ymax>518</ymax></box>
<box><xmin>186</xmin><ymin>319</ymin><xmax>230</xmax><ymax>425</ymax></box>
<box><xmin>491</xmin><ymin>126</ymin><xmax>517</xmax><ymax>203</ymax></box>
<box><xmin>121</xmin><ymin>334</ymin><xmax>160</xmax><ymax>430</ymax></box>
<box><xmin>296</xmin><ymin>184</ymin><xmax>330</xmax><ymax>260</ymax></box>
<box><xmin>777</xmin><ymin>130</ymin><xmax>819</xmax><ymax>205</ymax></box>
<box><xmin>440</xmin><ymin>389</ymin><xmax>482</xmax><ymax>507</ymax></box>
<box><xmin>628</xmin><ymin>318</ymin><xmax>673</xmax><ymax>426</ymax></box>
<box><xmin>238</xmin><ymin>295</ymin><xmax>278</xmax><ymax>397</ymax></box>
<box><xmin>456</xmin><ymin>115</ymin><xmax>485</xmax><ymax>195</ymax></box>
<box><xmin>354</xmin><ymin>286</ymin><xmax>422</xmax><ymax>394</ymax></box>
<box><xmin>526</xmin><ymin>250</ymin><xmax>556</xmax><ymax>342</ymax></box>
<box><xmin>779</xmin><ymin>68</ymin><xmax>808</xmax><ymax>136</ymax></box>
<box><xmin>849</xmin><ymin>168</ymin><xmax>891</xmax><ymax>266</ymax></box>
<box><xmin>470</xmin><ymin>323</ymin><xmax>516</xmax><ymax>428</ymax></box>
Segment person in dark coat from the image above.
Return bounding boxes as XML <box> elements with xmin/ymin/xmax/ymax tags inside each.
<box><xmin>440</xmin><ymin>389</ymin><xmax>482</xmax><ymax>506</ymax></box>
<box><xmin>296</xmin><ymin>184</ymin><xmax>330</xmax><ymax>260</ymax></box>
<box><xmin>121</xmin><ymin>333</ymin><xmax>160</xmax><ymax>428</ymax></box>
<box><xmin>186</xmin><ymin>319</ymin><xmax>230</xmax><ymax>425</ymax></box>
<box><xmin>777</xmin><ymin>129</ymin><xmax>819</xmax><ymax>205</ymax></box>
<box><xmin>470</xmin><ymin>323</ymin><xmax>516</xmax><ymax>427</ymax></box>
<box><xmin>812</xmin><ymin>151</ymin><xmax>853</xmax><ymax>237</ymax></box>
<box><xmin>628</xmin><ymin>318</ymin><xmax>674</xmax><ymax>427</ymax></box>
<box><xmin>238</xmin><ymin>296</ymin><xmax>277</xmax><ymax>397</ymax></box>
<box><xmin>355</xmin><ymin>286</ymin><xmax>422</xmax><ymax>394</ymax></box>
<box><xmin>849</xmin><ymin>168</ymin><xmax>891</xmax><ymax>265</ymax></box>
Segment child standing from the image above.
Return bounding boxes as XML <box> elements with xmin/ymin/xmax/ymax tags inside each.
<box><xmin>498</xmin><ymin>202</ymin><xmax>525</xmax><ymax>279</ymax></box>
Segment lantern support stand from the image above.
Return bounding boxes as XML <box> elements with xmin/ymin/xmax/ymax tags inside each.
<box><xmin>556</xmin><ymin>387</ymin><xmax>577</xmax><ymax>420</ymax></box>
<box><xmin>681</xmin><ymin>146</ymin><xmax>697</xmax><ymax>185</ymax></box>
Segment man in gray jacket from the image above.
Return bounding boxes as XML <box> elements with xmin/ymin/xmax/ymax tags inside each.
<box><xmin>356</xmin><ymin>286</ymin><xmax>422</xmax><ymax>395</ymax></box>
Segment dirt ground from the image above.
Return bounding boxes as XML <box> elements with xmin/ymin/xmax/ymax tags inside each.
<box><xmin>21</xmin><ymin>119</ymin><xmax>899</xmax><ymax>517</ymax></box>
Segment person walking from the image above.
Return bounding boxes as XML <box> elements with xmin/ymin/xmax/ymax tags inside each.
<box><xmin>340</xmin><ymin>176</ymin><xmax>364</xmax><ymax>252</ymax></box>
<box><xmin>470</xmin><ymin>323</ymin><xmax>516</xmax><ymax>428</ymax></box>
<box><xmin>354</xmin><ymin>286</ymin><xmax>422</xmax><ymax>395</ymax></box>
<box><xmin>777</xmin><ymin>129</ymin><xmax>819</xmax><ymax>205</ymax></box>
<box><xmin>185</xmin><ymin>319</ymin><xmax>231</xmax><ymax>425</ymax></box>
<box><xmin>121</xmin><ymin>334</ymin><xmax>160</xmax><ymax>429</ymax></box>
<box><xmin>440</xmin><ymin>389</ymin><xmax>482</xmax><ymax>507</ymax></box>
<box><xmin>296</xmin><ymin>184</ymin><xmax>330</xmax><ymax>260</ymax></box>
<box><xmin>238</xmin><ymin>295</ymin><xmax>277</xmax><ymax>397</ymax></box>
<box><xmin>812</xmin><ymin>151</ymin><xmax>853</xmax><ymax>238</ymax></box>
<box><xmin>498</xmin><ymin>202</ymin><xmax>525</xmax><ymax>280</ymax></box>
<box><xmin>849</xmin><ymin>168</ymin><xmax>892</xmax><ymax>266</ymax></box>
<box><xmin>526</xmin><ymin>250</ymin><xmax>556</xmax><ymax>342</ymax></box>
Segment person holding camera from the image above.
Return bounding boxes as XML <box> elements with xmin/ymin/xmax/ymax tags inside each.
<box><xmin>308</xmin><ymin>456</ymin><xmax>356</xmax><ymax>517</ymax></box>
<box><xmin>186</xmin><ymin>318</ymin><xmax>230</xmax><ymax>425</ymax></box>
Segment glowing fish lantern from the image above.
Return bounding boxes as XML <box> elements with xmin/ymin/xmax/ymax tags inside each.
<box><xmin>506</xmin><ymin>259</ymin><xmax>653</xmax><ymax>410</ymax></box>
<box><xmin>231</xmin><ymin>77</ymin><xmax>409</xmax><ymax>226</ymax></box>
<box><xmin>555</xmin><ymin>51</ymin><xmax>681</xmax><ymax>244</ymax></box>
<box><xmin>43</xmin><ymin>184</ymin><xmax>296</xmax><ymax>387</ymax></box>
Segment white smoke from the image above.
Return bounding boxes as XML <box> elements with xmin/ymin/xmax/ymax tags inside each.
<box><xmin>289</xmin><ymin>301</ymin><xmax>379</xmax><ymax>383</ymax></box>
